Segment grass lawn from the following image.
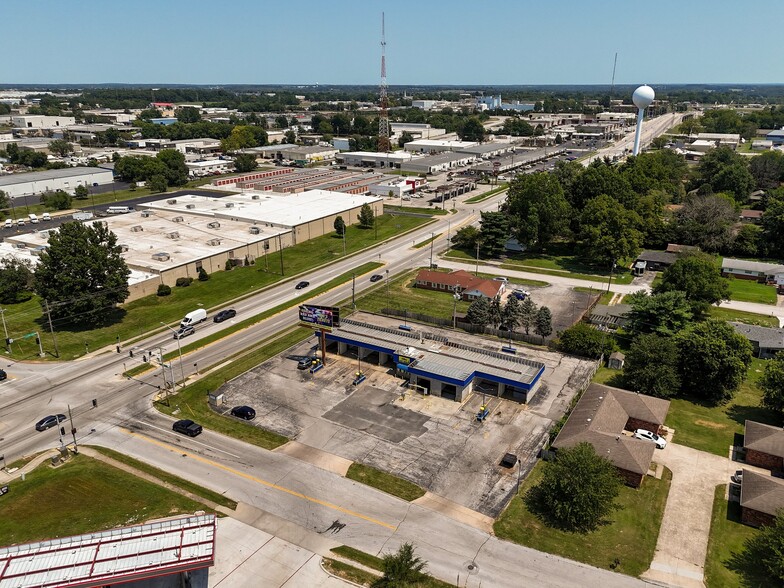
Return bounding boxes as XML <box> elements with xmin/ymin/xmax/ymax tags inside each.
<box><xmin>704</xmin><ymin>485</ymin><xmax>759</xmax><ymax>588</ymax></box>
<box><xmin>156</xmin><ymin>327</ymin><xmax>309</xmax><ymax>450</ymax></box>
<box><xmin>666</xmin><ymin>358</ymin><xmax>782</xmax><ymax>456</ymax></box>
<box><xmin>464</xmin><ymin>183</ymin><xmax>508</xmax><ymax>203</ymax></box>
<box><xmin>727</xmin><ymin>278</ymin><xmax>778</xmax><ymax>305</ymax></box>
<box><xmin>322</xmin><ymin>559</ymin><xmax>379</xmax><ymax>586</ymax></box>
<box><xmin>709</xmin><ymin>306</ymin><xmax>779</xmax><ymax>328</ymax></box>
<box><xmin>328</xmin><ymin>546</ymin><xmax>454</xmax><ymax>588</ymax></box>
<box><xmin>88</xmin><ymin>445</ymin><xmax>237</xmax><ymax>509</ymax></box>
<box><xmin>383</xmin><ymin>204</ymin><xmax>448</xmax><ymax>216</ymax></box>
<box><xmin>345</xmin><ymin>463</ymin><xmax>426</xmax><ymax>502</ymax></box>
<box><xmin>0</xmin><ymin>454</ymin><xmax>210</xmax><ymax>545</ymax></box>
<box><xmin>494</xmin><ymin>461</ymin><xmax>672</xmax><ymax>578</ymax></box>
<box><xmin>1</xmin><ymin>214</ymin><xmax>430</xmax><ymax>360</ymax></box>
<box><xmin>574</xmin><ymin>286</ymin><xmax>613</xmax><ymax>305</ymax></box>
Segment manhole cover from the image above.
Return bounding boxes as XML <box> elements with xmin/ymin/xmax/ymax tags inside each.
<box><xmin>462</xmin><ymin>560</ymin><xmax>479</xmax><ymax>574</ymax></box>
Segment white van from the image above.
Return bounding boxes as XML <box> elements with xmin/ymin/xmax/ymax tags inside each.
<box><xmin>4</xmin><ymin>219</ymin><xmax>12</xmax><ymax>229</ymax></box>
<box><xmin>41</xmin><ymin>213</ymin><xmax>51</xmax><ymax>221</ymax></box>
<box><xmin>107</xmin><ymin>206</ymin><xmax>132</xmax><ymax>214</ymax></box>
<box><xmin>16</xmin><ymin>219</ymin><xmax>24</xmax><ymax>227</ymax></box>
<box><xmin>180</xmin><ymin>308</ymin><xmax>207</xmax><ymax>328</ymax></box>
<box><xmin>28</xmin><ymin>214</ymin><xmax>38</xmax><ymax>224</ymax></box>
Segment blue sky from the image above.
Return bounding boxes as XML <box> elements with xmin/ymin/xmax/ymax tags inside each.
<box><xmin>3</xmin><ymin>0</ymin><xmax>783</xmax><ymax>85</ymax></box>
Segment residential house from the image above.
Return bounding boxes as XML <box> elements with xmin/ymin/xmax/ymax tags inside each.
<box><xmin>551</xmin><ymin>383</ymin><xmax>671</xmax><ymax>487</ymax></box>
<box><xmin>740</xmin><ymin>209</ymin><xmax>763</xmax><ymax>224</ymax></box>
<box><xmin>635</xmin><ymin>250</ymin><xmax>678</xmax><ymax>272</ymax></box>
<box><xmin>721</xmin><ymin>258</ymin><xmax>784</xmax><ymax>290</ymax></box>
<box><xmin>588</xmin><ymin>304</ymin><xmax>631</xmax><ymax>330</ymax></box>
<box><xmin>665</xmin><ymin>243</ymin><xmax>699</xmax><ymax>254</ymax></box>
<box><xmin>414</xmin><ymin>269</ymin><xmax>504</xmax><ymax>301</ymax></box>
<box><xmin>765</xmin><ymin>129</ymin><xmax>784</xmax><ymax>145</ymax></box>
<box><xmin>744</xmin><ymin>420</ymin><xmax>784</xmax><ymax>471</ymax></box>
<box><xmin>731</xmin><ymin>323</ymin><xmax>784</xmax><ymax>359</ymax></box>
<box><xmin>740</xmin><ymin>470</ymin><xmax>784</xmax><ymax>527</ymax></box>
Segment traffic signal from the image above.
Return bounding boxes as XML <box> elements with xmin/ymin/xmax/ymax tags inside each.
<box><xmin>59</xmin><ymin>427</ymin><xmax>65</xmax><ymax>436</ymax></box>
<box><xmin>35</xmin><ymin>337</ymin><xmax>40</xmax><ymax>345</ymax></box>
<box><xmin>129</xmin><ymin>350</ymin><xmax>134</xmax><ymax>358</ymax></box>
<box><xmin>143</xmin><ymin>354</ymin><xmax>148</xmax><ymax>362</ymax></box>
<box><xmin>4</xmin><ymin>338</ymin><xmax>9</xmax><ymax>345</ymax></box>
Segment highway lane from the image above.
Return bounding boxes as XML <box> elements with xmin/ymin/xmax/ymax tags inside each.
<box><xmin>583</xmin><ymin>112</ymin><xmax>684</xmax><ymax>166</ymax></box>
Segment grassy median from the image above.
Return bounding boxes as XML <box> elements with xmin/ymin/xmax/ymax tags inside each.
<box><xmin>345</xmin><ymin>463</ymin><xmax>425</xmax><ymax>502</ymax></box>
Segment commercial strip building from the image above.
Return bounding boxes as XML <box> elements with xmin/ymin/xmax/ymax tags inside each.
<box><xmin>403</xmin><ymin>139</ymin><xmax>478</xmax><ymax>154</ymax></box>
<box><xmin>0</xmin><ymin>167</ymin><xmax>114</xmax><ymax>199</ymax></box>
<box><xmin>324</xmin><ymin>318</ymin><xmax>545</xmax><ymax>403</ymax></box>
<box><xmin>336</xmin><ymin>151</ymin><xmax>413</xmax><ymax>168</ymax></box>
<box><xmin>211</xmin><ymin>167</ymin><xmax>398</xmax><ymax>196</ymax></box>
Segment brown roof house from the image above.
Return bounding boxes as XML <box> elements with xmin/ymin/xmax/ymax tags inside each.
<box><xmin>744</xmin><ymin>420</ymin><xmax>784</xmax><ymax>472</ymax></box>
<box><xmin>414</xmin><ymin>269</ymin><xmax>504</xmax><ymax>301</ymax></box>
<box><xmin>551</xmin><ymin>383</ymin><xmax>670</xmax><ymax>487</ymax></box>
<box><xmin>740</xmin><ymin>470</ymin><xmax>784</xmax><ymax>527</ymax></box>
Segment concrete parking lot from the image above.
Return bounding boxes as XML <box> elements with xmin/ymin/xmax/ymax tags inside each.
<box><xmin>217</xmin><ymin>313</ymin><xmax>596</xmax><ymax>517</ymax></box>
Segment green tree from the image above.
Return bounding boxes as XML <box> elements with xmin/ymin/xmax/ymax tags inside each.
<box><xmin>524</xmin><ymin>442</ymin><xmax>622</xmax><ymax>532</ymax></box>
<box><xmin>48</xmin><ymin>139</ymin><xmax>73</xmax><ymax>157</ymax></box>
<box><xmin>675</xmin><ymin>319</ymin><xmax>753</xmax><ymax>404</ymax></box>
<box><xmin>197</xmin><ymin>267</ymin><xmax>210</xmax><ymax>282</ymax></box>
<box><xmin>759</xmin><ymin>353</ymin><xmax>784</xmax><ymax>414</ymax></box>
<box><xmin>489</xmin><ymin>295</ymin><xmax>503</xmax><ymax>329</ymax></box>
<box><xmin>503</xmin><ymin>295</ymin><xmax>522</xmax><ymax>330</ymax></box>
<box><xmin>466</xmin><ymin>296</ymin><xmax>491</xmax><ymax>327</ymax></box>
<box><xmin>695</xmin><ymin>146</ymin><xmax>753</xmax><ymax>202</ymax></box>
<box><xmin>275</xmin><ymin>115</ymin><xmax>289</xmax><ymax>129</ymax></box>
<box><xmin>623</xmin><ymin>334</ymin><xmax>681</xmax><ymax>399</ymax></box>
<box><xmin>371</xmin><ymin>543</ymin><xmax>427</xmax><ymax>588</ymax></box>
<box><xmin>156</xmin><ymin>149</ymin><xmax>189</xmax><ymax>186</ymax></box>
<box><xmin>733</xmin><ymin>223</ymin><xmax>761</xmax><ymax>257</ymax></box>
<box><xmin>451</xmin><ymin>225</ymin><xmax>479</xmax><ymax>250</ymax></box>
<box><xmin>233</xmin><ymin>153</ymin><xmax>258</xmax><ymax>173</ymax></box>
<box><xmin>506</xmin><ymin>172</ymin><xmax>571</xmax><ymax>250</ymax></box>
<box><xmin>148</xmin><ymin>174</ymin><xmax>168</xmax><ymax>194</ymax></box>
<box><xmin>333</xmin><ymin>215</ymin><xmax>346</xmax><ymax>236</ymax></box>
<box><xmin>397</xmin><ymin>131</ymin><xmax>414</xmax><ymax>148</ymax></box>
<box><xmin>761</xmin><ymin>194</ymin><xmax>784</xmax><ymax>257</ymax></box>
<box><xmin>626</xmin><ymin>290</ymin><xmax>693</xmax><ymax>336</ymax></box>
<box><xmin>534</xmin><ymin>306</ymin><xmax>553</xmax><ymax>341</ymax></box>
<box><xmin>579</xmin><ymin>194</ymin><xmax>643</xmax><ymax>266</ymax></box>
<box><xmin>654</xmin><ymin>253</ymin><xmax>730</xmax><ymax>317</ymax></box>
<box><xmin>478</xmin><ymin>211</ymin><xmax>510</xmax><ymax>258</ymax></box>
<box><xmin>284</xmin><ymin>130</ymin><xmax>297</xmax><ymax>144</ymax></box>
<box><xmin>520</xmin><ymin>296</ymin><xmax>538</xmax><ymax>334</ymax></box>
<box><xmin>749</xmin><ymin>150</ymin><xmax>784</xmax><ymax>190</ymax></box>
<box><xmin>40</xmin><ymin>189</ymin><xmax>72</xmax><ymax>210</ymax></box>
<box><xmin>177</xmin><ymin>106</ymin><xmax>201</xmax><ymax>123</ymax></box>
<box><xmin>557</xmin><ymin>322</ymin><xmax>616</xmax><ymax>359</ymax></box>
<box><xmin>0</xmin><ymin>257</ymin><xmax>34</xmax><ymax>303</ymax></box>
<box><xmin>74</xmin><ymin>184</ymin><xmax>89</xmax><ymax>200</ymax></box>
<box><xmin>358</xmin><ymin>203</ymin><xmax>374</xmax><ymax>229</ymax></box>
<box><xmin>569</xmin><ymin>162</ymin><xmax>636</xmax><ymax>210</ymax></box>
<box><xmin>674</xmin><ymin>194</ymin><xmax>737</xmax><ymax>253</ymax></box>
<box><xmin>732</xmin><ymin>510</ymin><xmax>784</xmax><ymax>585</ymax></box>
<box><xmin>458</xmin><ymin>117</ymin><xmax>486</xmax><ymax>142</ymax></box>
<box><xmin>34</xmin><ymin>221</ymin><xmax>131</xmax><ymax>325</ymax></box>
<box><xmin>0</xmin><ymin>190</ymin><xmax>8</xmax><ymax>219</ymax></box>
<box><xmin>221</xmin><ymin>125</ymin><xmax>258</xmax><ymax>152</ymax></box>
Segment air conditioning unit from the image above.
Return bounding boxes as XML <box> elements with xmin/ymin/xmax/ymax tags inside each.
<box><xmin>251</xmin><ymin>194</ymin><xmax>260</xmax><ymax>200</ymax></box>
<box><xmin>172</xmin><ymin>216</ymin><xmax>183</xmax><ymax>223</ymax></box>
<box><xmin>131</xmin><ymin>225</ymin><xmax>143</xmax><ymax>232</ymax></box>
<box><xmin>151</xmin><ymin>252</ymin><xmax>170</xmax><ymax>261</ymax></box>
<box><xmin>167</xmin><ymin>199</ymin><xmax>177</xmax><ymax>205</ymax></box>
<box><xmin>208</xmin><ymin>221</ymin><xmax>220</xmax><ymax>229</ymax></box>
<box><xmin>185</xmin><ymin>204</ymin><xmax>196</xmax><ymax>209</ymax></box>
<box><xmin>15</xmin><ymin>243</ymin><xmax>26</xmax><ymax>249</ymax></box>
<box><xmin>225</xmin><ymin>202</ymin><xmax>235</xmax><ymax>208</ymax></box>
<box><xmin>166</xmin><ymin>231</ymin><xmax>180</xmax><ymax>240</ymax></box>
<box><xmin>248</xmin><ymin>226</ymin><xmax>260</xmax><ymax>235</ymax></box>
<box><xmin>207</xmin><ymin>238</ymin><xmax>221</xmax><ymax>246</ymax></box>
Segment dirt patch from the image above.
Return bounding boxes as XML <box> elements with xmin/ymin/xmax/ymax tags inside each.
<box><xmin>694</xmin><ymin>419</ymin><xmax>728</xmax><ymax>430</ymax></box>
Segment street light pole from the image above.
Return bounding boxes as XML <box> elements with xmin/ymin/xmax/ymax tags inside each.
<box><xmin>385</xmin><ymin>269</ymin><xmax>390</xmax><ymax>310</ymax></box>
<box><xmin>429</xmin><ymin>232</ymin><xmax>435</xmax><ymax>268</ymax></box>
<box><xmin>352</xmin><ymin>273</ymin><xmax>356</xmax><ymax>309</ymax></box>
<box><xmin>160</xmin><ymin>323</ymin><xmax>186</xmax><ymax>389</ymax></box>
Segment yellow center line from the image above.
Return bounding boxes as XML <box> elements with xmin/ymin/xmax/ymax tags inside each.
<box><xmin>121</xmin><ymin>428</ymin><xmax>398</xmax><ymax>531</ymax></box>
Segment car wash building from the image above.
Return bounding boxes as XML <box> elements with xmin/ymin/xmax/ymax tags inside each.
<box><xmin>325</xmin><ymin>318</ymin><xmax>545</xmax><ymax>403</ymax></box>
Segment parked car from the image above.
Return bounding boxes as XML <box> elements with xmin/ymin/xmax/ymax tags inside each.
<box><xmin>512</xmin><ymin>289</ymin><xmax>530</xmax><ymax>300</ymax></box>
<box><xmin>213</xmin><ymin>309</ymin><xmax>237</xmax><ymax>323</ymax></box>
<box><xmin>295</xmin><ymin>281</ymin><xmax>310</xmax><ymax>290</ymax></box>
<box><xmin>298</xmin><ymin>356</ymin><xmax>316</xmax><ymax>369</ymax></box>
<box><xmin>172</xmin><ymin>419</ymin><xmax>203</xmax><ymax>437</ymax></box>
<box><xmin>230</xmin><ymin>405</ymin><xmax>256</xmax><ymax>420</ymax></box>
<box><xmin>633</xmin><ymin>429</ymin><xmax>667</xmax><ymax>449</ymax></box>
<box><xmin>369</xmin><ymin>274</ymin><xmax>383</xmax><ymax>283</ymax></box>
<box><xmin>0</xmin><ymin>369</ymin><xmax>6</xmax><ymax>381</ymax></box>
<box><xmin>35</xmin><ymin>414</ymin><xmax>66</xmax><ymax>432</ymax></box>
<box><xmin>493</xmin><ymin>276</ymin><xmax>508</xmax><ymax>283</ymax></box>
<box><xmin>731</xmin><ymin>470</ymin><xmax>743</xmax><ymax>484</ymax></box>
<box><xmin>173</xmin><ymin>325</ymin><xmax>195</xmax><ymax>339</ymax></box>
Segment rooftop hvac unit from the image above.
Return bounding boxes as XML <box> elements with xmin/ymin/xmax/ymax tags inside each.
<box><xmin>185</xmin><ymin>204</ymin><xmax>196</xmax><ymax>209</ymax></box>
<box><xmin>151</xmin><ymin>252</ymin><xmax>170</xmax><ymax>261</ymax></box>
<box><xmin>119</xmin><ymin>244</ymin><xmax>129</xmax><ymax>252</ymax></box>
<box><xmin>225</xmin><ymin>202</ymin><xmax>235</xmax><ymax>208</ymax></box>
<box><xmin>39</xmin><ymin>230</ymin><xmax>50</xmax><ymax>238</ymax></box>
<box><xmin>172</xmin><ymin>216</ymin><xmax>184</xmax><ymax>223</ymax></box>
<box><xmin>131</xmin><ymin>225</ymin><xmax>143</xmax><ymax>232</ymax></box>
<box><xmin>248</xmin><ymin>226</ymin><xmax>260</xmax><ymax>235</ymax></box>
<box><xmin>207</xmin><ymin>221</ymin><xmax>220</xmax><ymax>229</ymax></box>
<box><xmin>207</xmin><ymin>238</ymin><xmax>221</xmax><ymax>246</ymax></box>
<box><xmin>166</xmin><ymin>231</ymin><xmax>180</xmax><ymax>240</ymax></box>
<box><xmin>251</xmin><ymin>194</ymin><xmax>260</xmax><ymax>200</ymax></box>
<box><xmin>167</xmin><ymin>199</ymin><xmax>177</xmax><ymax>205</ymax></box>
<box><xmin>140</xmin><ymin>210</ymin><xmax>153</xmax><ymax>217</ymax></box>
<box><xmin>15</xmin><ymin>243</ymin><xmax>26</xmax><ymax>249</ymax></box>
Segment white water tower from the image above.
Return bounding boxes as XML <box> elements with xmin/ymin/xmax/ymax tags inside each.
<box><xmin>632</xmin><ymin>85</ymin><xmax>655</xmax><ymax>155</ymax></box>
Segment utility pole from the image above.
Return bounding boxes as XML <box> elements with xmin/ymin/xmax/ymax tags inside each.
<box><xmin>385</xmin><ymin>269</ymin><xmax>390</xmax><ymax>311</ymax></box>
<box><xmin>429</xmin><ymin>232</ymin><xmax>435</xmax><ymax>268</ymax></box>
<box><xmin>475</xmin><ymin>240</ymin><xmax>481</xmax><ymax>276</ymax></box>
<box><xmin>342</xmin><ymin>227</ymin><xmax>346</xmax><ymax>256</ymax></box>
<box><xmin>0</xmin><ymin>309</ymin><xmax>9</xmax><ymax>354</ymax></box>
<box><xmin>44</xmin><ymin>300</ymin><xmax>59</xmax><ymax>358</ymax></box>
<box><xmin>67</xmin><ymin>404</ymin><xmax>78</xmax><ymax>454</ymax></box>
<box><xmin>352</xmin><ymin>273</ymin><xmax>356</xmax><ymax>309</ymax></box>
<box><xmin>277</xmin><ymin>233</ymin><xmax>284</xmax><ymax>276</ymax></box>
<box><xmin>161</xmin><ymin>323</ymin><xmax>186</xmax><ymax>388</ymax></box>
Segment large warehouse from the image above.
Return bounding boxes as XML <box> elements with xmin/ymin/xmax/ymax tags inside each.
<box><xmin>0</xmin><ymin>167</ymin><xmax>114</xmax><ymax>199</ymax></box>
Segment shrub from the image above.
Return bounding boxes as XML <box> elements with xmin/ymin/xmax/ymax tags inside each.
<box><xmin>198</xmin><ymin>267</ymin><xmax>209</xmax><ymax>281</ymax></box>
<box><xmin>157</xmin><ymin>284</ymin><xmax>171</xmax><ymax>296</ymax></box>
<box><xmin>175</xmin><ymin>277</ymin><xmax>193</xmax><ymax>287</ymax></box>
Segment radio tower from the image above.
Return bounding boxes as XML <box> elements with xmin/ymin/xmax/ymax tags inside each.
<box><xmin>378</xmin><ymin>12</ymin><xmax>391</xmax><ymax>153</ymax></box>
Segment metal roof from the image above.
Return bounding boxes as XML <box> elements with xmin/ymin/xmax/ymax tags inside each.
<box><xmin>0</xmin><ymin>167</ymin><xmax>111</xmax><ymax>187</ymax></box>
<box><xmin>0</xmin><ymin>514</ymin><xmax>216</xmax><ymax>588</ymax></box>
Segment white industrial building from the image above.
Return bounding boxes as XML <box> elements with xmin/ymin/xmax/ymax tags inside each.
<box><xmin>390</xmin><ymin>123</ymin><xmax>446</xmax><ymax>139</ymax></box>
<box><xmin>0</xmin><ymin>167</ymin><xmax>114</xmax><ymax>199</ymax></box>
<box><xmin>400</xmin><ymin>152</ymin><xmax>477</xmax><ymax>174</ymax></box>
<box><xmin>278</xmin><ymin>145</ymin><xmax>339</xmax><ymax>163</ymax></box>
<box><xmin>11</xmin><ymin>115</ymin><xmax>76</xmax><ymax>129</ymax></box>
<box><xmin>186</xmin><ymin>159</ymin><xmax>233</xmax><ymax>177</ymax></box>
<box><xmin>403</xmin><ymin>139</ymin><xmax>478</xmax><ymax>154</ymax></box>
<box><xmin>368</xmin><ymin>177</ymin><xmax>428</xmax><ymax>198</ymax></box>
<box><xmin>336</xmin><ymin>151</ymin><xmax>413</xmax><ymax>168</ymax></box>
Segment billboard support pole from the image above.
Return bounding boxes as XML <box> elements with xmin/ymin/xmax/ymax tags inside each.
<box><xmin>320</xmin><ymin>328</ymin><xmax>327</xmax><ymax>365</ymax></box>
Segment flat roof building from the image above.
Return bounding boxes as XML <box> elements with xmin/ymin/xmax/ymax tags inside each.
<box><xmin>11</xmin><ymin>115</ymin><xmax>75</xmax><ymax>129</ymax></box>
<box><xmin>278</xmin><ymin>145</ymin><xmax>339</xmax><ymax>163</ymax></box>
<box><xmin>336</xmin><ymin>151</ymin><xmax>413</xmax><ymax>168</ymax></box>
<box><xmin>0</xmin><ymin>167</ymin><xmax>114</xmax><ymax>199</ymax></box>
<box><xmin>400</xmin><ymin>152</ymin><xmax>476</xmax><ymax>174</ymax></box>
<box><xmin>403</xmin><ymin>139</ymin><xmax>478</xmax><ymax>154</ymax></box>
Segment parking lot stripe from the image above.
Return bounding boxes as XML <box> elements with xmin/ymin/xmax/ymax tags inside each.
<box><xmin>121</xmin><ymin>428</ymin><xmax>398</xmax><ymax>531</ymax></box>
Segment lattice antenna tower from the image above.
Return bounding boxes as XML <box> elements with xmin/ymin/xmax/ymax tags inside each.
<box><xmin>378</xmin><ymin>12</ymin><xmax>391</xmax><ymax>153</ymax></box>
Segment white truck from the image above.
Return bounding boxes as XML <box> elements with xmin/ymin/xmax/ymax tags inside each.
<box><xmin>180</xmin><ymin>308</ymin><xmax>207</xmax><ymax>328</ymax></box>
<box><xmin>72</xmin><ymin>211</ymin><xmax>94</xmax><ymax>221</ymax></box>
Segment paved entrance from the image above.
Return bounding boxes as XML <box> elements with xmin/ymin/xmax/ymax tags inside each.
<box><xmin>642</xmin><ymin>443</ymin><xmax>732</xmax><ymax>587</ymax></box>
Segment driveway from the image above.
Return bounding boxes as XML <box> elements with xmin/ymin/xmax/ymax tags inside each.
<box><xmin>642</xmin><ymin>443</ymin><xmax>732</xmax><ymax>588</ymax></box>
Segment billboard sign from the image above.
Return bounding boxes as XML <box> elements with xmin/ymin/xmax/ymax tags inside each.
<box><xmin>299</xmin><ymin>305</ymin><xmax>340</xmax><ymax>330</ymax></box>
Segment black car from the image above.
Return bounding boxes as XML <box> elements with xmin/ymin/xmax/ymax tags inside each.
<box><xmin>173</xmin><ymin>325</ymin><xmax>195</xmax><ymax>339</ymax></box>
<box><xmin>172</xmin><ymin>419</ymin><xmax>203</xmax><ymax>437</ymax></box>
<box><xmin>35</xmin><ymin>414</ymin><xmax>66</xmax><ymax>432</ymax></box>
<box><xmin>369</xmin><ymin>274</ymin><xmax>383</xmax><ymax>283</ymax></box>
<box><xmin>0</xmin><ymin>369</ymin><xmax>6</xmax><ymax>381</ymax></box>
<box><xmin>298</xmin><ymin>356</ymin><xmax>315</xmax><ymax>369</ymax></box>
<box><xmin>230</xmin><ymin>405</ymin><xmax>256</xmax><ymax>420</ymax></box>
<box><xmin>213</xmin><ymin>309</ymin><xmax>237</xmax><ymax>323</ymax></box>
<box><xmin>295</xmin><ymin>281</ymin><xmax>310</xmax><ymax>290</ymax></box>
